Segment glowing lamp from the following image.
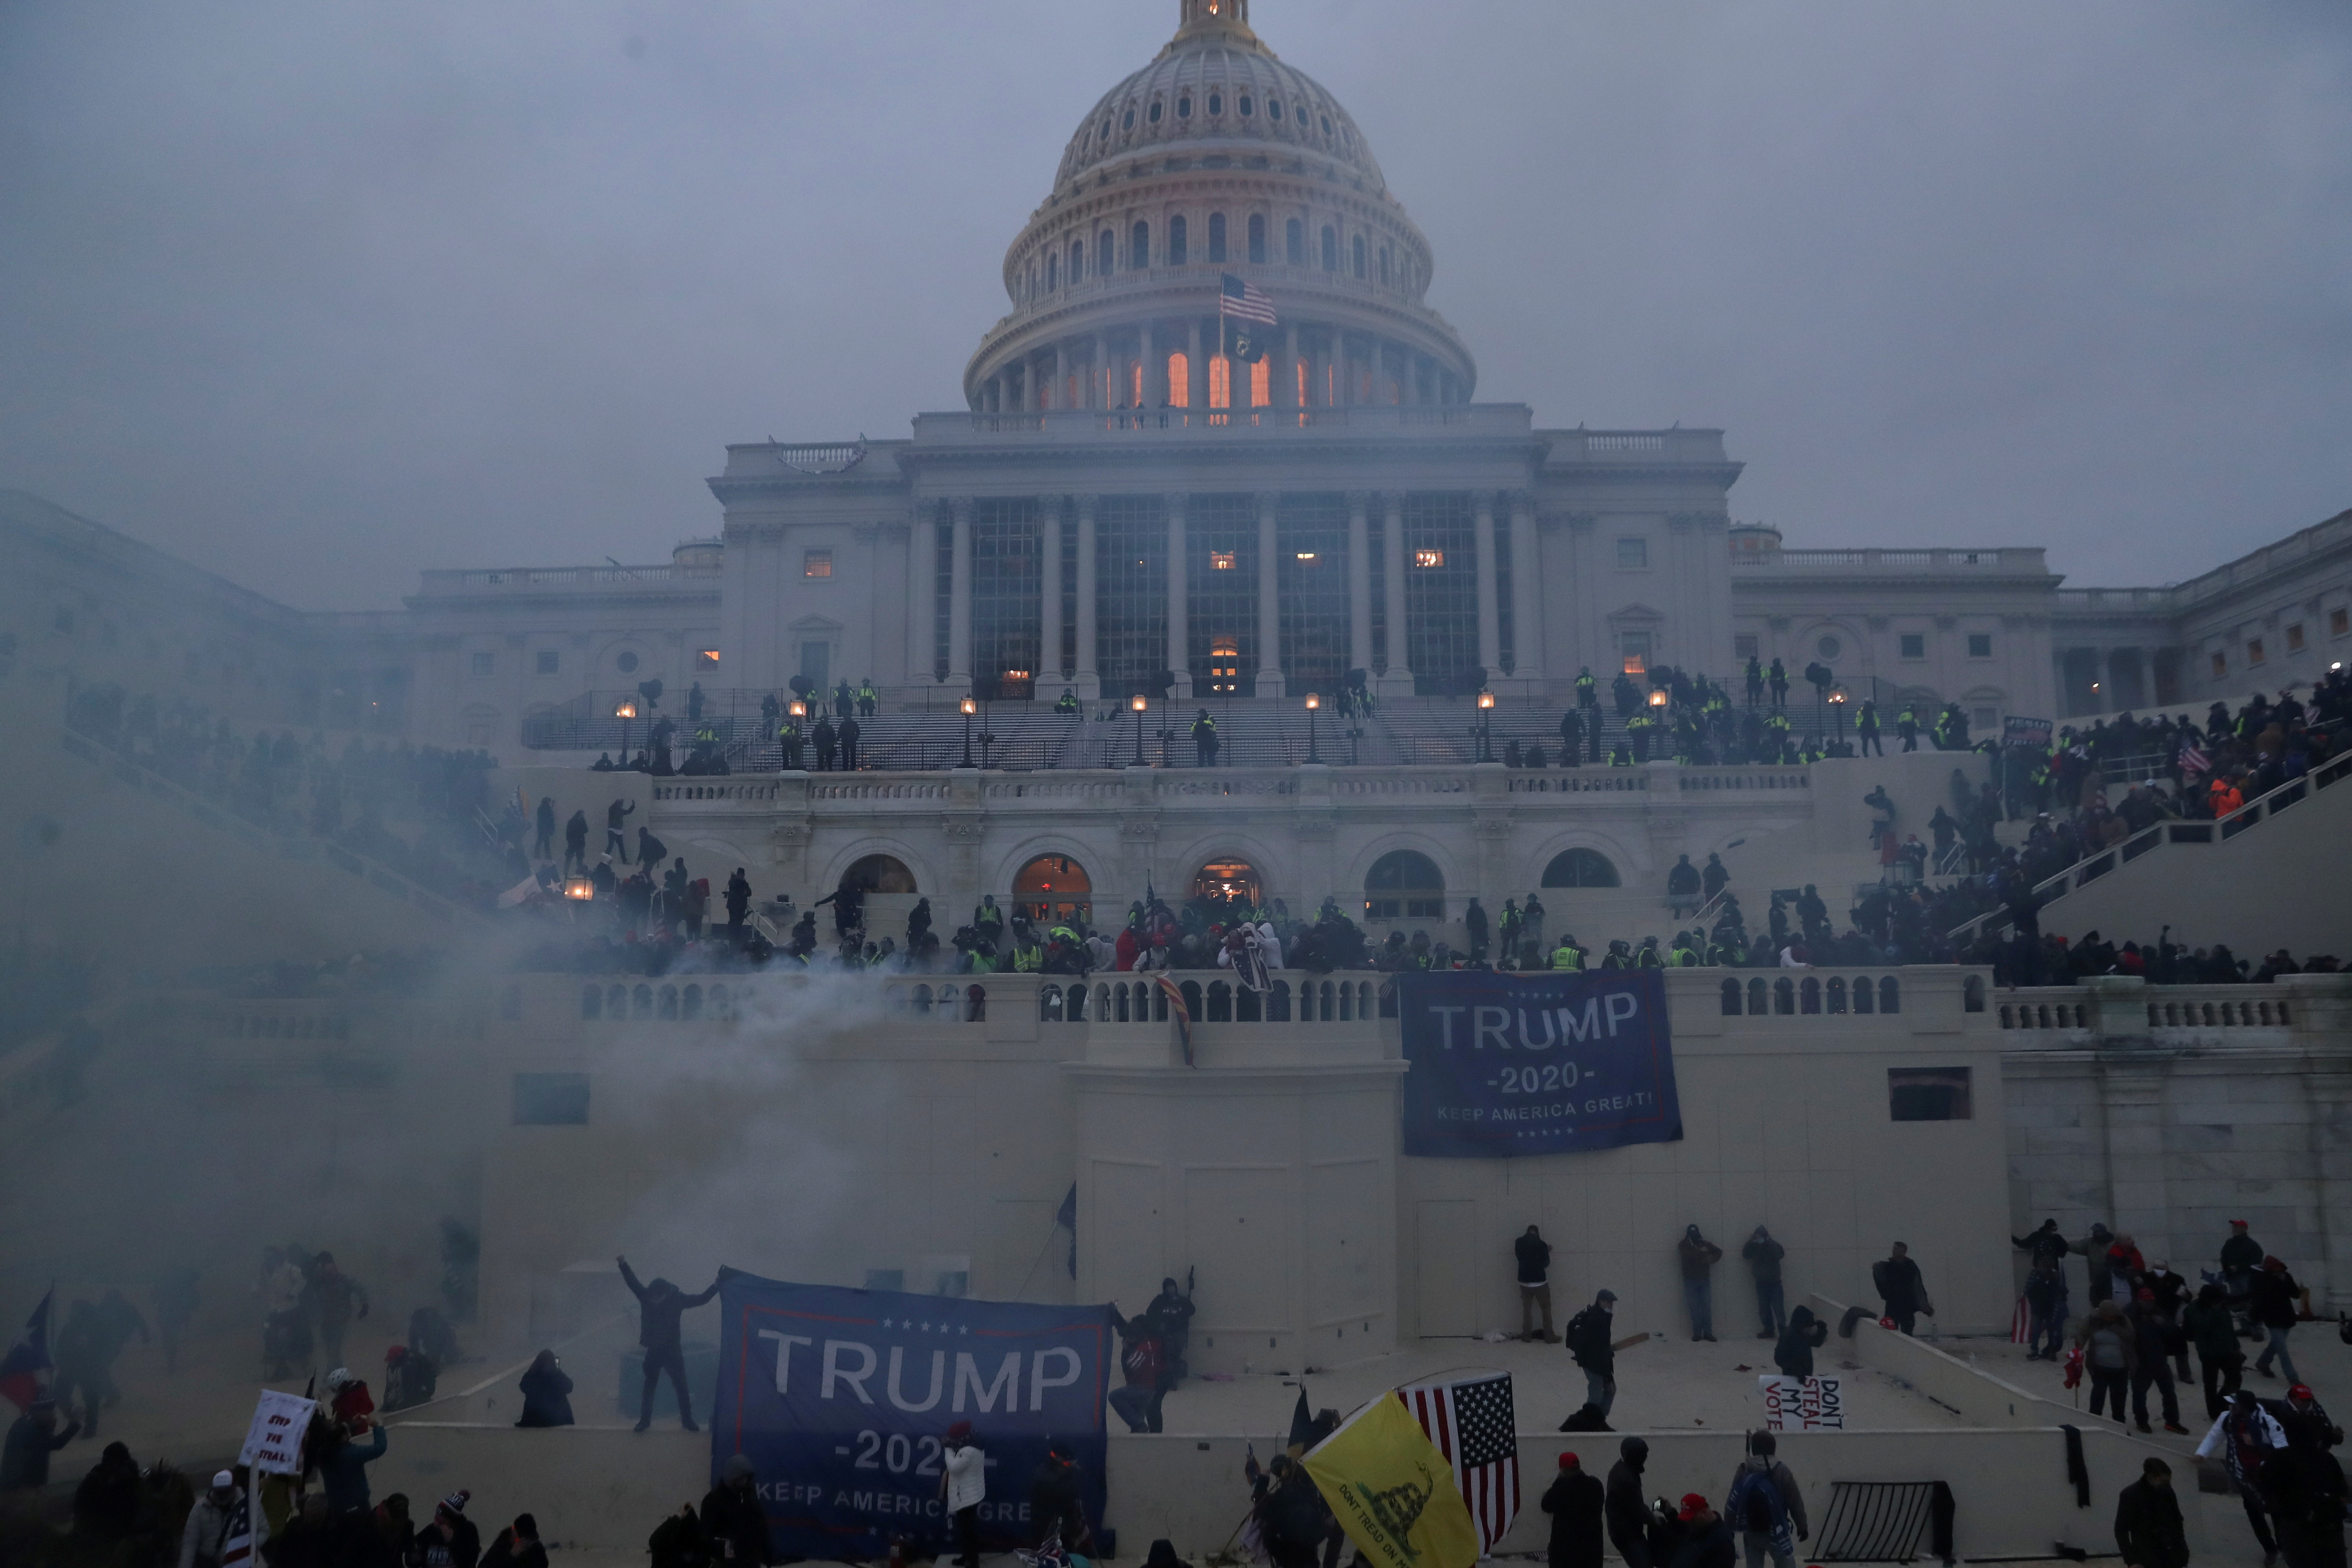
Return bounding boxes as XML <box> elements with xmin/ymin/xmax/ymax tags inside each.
<box><xmin>1647</xmin><ymin>688</ymin><xmax>1669</xmax><ymax>708</ymax></box>
<box><xmin>614</xmin><ymin>701</ymin><xmax>637</xmax><ymax>719</ymax></box>
<box><xmin>961</xmin><ymin>697</ymin><xmax>978</xmax><ymax>717</ymax></box>
<box><xmin>1476</xmin><ymin>690</ymin><xmax>1495</xmax><ymax>711</ymax></box>
<box><xmin>788</xmin><ymin>699</ymin><xmax>806</xmax><ymax>719</ymax></box>
<box><xmin>1131</xmin><ymin>695</ymin><xmax>1148</xmax><ymax>712</ymax></box>
<box><xmin>1304</xmin><ymin>693</ymin><xmax>1320</xmax><ymax>711</ymax></box>
<box><xmin>563</xmin><ymin>875</ymin><xmax>594</xmax><ymax>901</ymax></box>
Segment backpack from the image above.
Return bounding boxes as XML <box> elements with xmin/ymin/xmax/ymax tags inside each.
<box><xmin>1567</xmin><ymin>1307</ymin><xmax>1606</xmax><ymax>1360</ymax></box>
<box><xmin>1733</xmin><ymin>1468</ymin><xmax>1784</xmax><ymax>1537</ymax></box>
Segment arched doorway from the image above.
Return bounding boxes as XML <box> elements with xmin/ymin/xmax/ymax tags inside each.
<box><xmin>840</xmin><ymin>854</ymin><xmax>918</xmax><ymax>893</ymax></box>
<box><xmin>1540</xmin><ymin>848</ymin><xmax>1619</xmax><ymax>888</ymax></box>
<box><xmin>1188</xmin><ymin>858</ymin><xmax>1261</xmax><ymax>915</ymax></box>
<box><xmin>1013</xmin><ymin>854</ymin><xmax>1091</xmax><ymax>925</ymax></box>
<box><xmin>1364</xmin><ymin>850</ymin><xmax>1444</xmax><ymax>920</ymax></box>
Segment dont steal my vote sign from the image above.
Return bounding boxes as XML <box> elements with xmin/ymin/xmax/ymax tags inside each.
<box><xmin>710</xmin><ymin>1270</ymin><xmax>1115</xmax><ymax>1561</ymax></box>
<box><xmin>1396</xmin><ymin>971</ymin><xmax>1683</xmax><ymax>1157</ymax></box>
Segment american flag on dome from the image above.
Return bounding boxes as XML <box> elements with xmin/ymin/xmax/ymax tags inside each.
<box><xmin>1397</xmin><ymin>1372</ymin><xmax>1520</xmax><ymax>1554</ymax></box>
<box><xmin>1219</xmin><ymin>272</ymin><xmax>1278</xmax><ymax>326</ymax></box>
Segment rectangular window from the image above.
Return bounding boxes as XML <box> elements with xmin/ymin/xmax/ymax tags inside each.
<box><xmin>535</xmin><ymin>649</ymin><xmax>559</xmax><ymax>675</ymax></box>
<box><xmin>1403</xmin><ymin>494</ymin><xmax>1477</xmax><ymax>695</ymax></box>
<box><xmin>1621</xmin><ymin>631</ymin><xmax>1651</xmax><ymax>674</ymax></box>
<box><xmin>1888</xmin><ymin>1067</ymin><xmax>1972</xmax><ymax>1122</ymax></box>
<box><xmin>972</xmin><ymin>498</ymin><xmax>1043</xmax><ymax>699</ymax></box>
<box><xmin>1277</xmin><ymin>494</ymin><xmax>1348</xmax><ymax>695</ymax></box>
<box><xmin>2211</xmin><ymin>650</ymin><xmax>2227</xmax><ymax>678</ymax></box>
<box><xmin>471</xmin><ymin>651</ymin><xmax>494</xmax><ymax>677</ymax></box>
<box><xmin>2333</xmin><ymin>607</ymin><xmax>2349</xmax><ymax>637</ymax></box>
<box><xmin>1734</xmin><ymin>634</ymin><xmax>1759</xmax><ymax>661</ymax></box>
<box><xmin>2286</xmin><ymin>624</ymin><xmax>2305</xmax><ymax>652</ymax></box>
<box><xmin>1210</xmin><ymin>551</ymin><xmax>1236</xmax><ymax>570</ymax></box>
<box><xmin>697</xmin><ymin>649</ymin><xmax>720</xmax><ymax>671</ymax></box>
<box><xmin>1185</xmin><ymin>494</ymin><xmax>1259</xmax><ymax>694</ymax></box>
<box><xmin>1095</xmin><ymin>495</ymin><xmax>1169</xmax><ymax>700</ymax></box>
<box><xmin>1414</xmin><ymin>548</ymin><xmax>1444</xmax><ymax>569</ymax></box>
<box><xmin>1616</xmin><ymin>537</ymin><xmax>1648</xmax><ymax>569</ymax></box>
<box><xmin>513</xmin><ymin>1072</ymin><xmax>590</xmax><ymax>1126</ymax></box>
<box><xmin>1967</xmin><ymin>633</ymin><xmax>1993</xmax><ymax>658</ymax></box>
<box><xmin>804</xmin><ymin>550</ymin><xmax>833</xmax><ymax>579</ymax></box>
<box><xmin>1899</xmin><ymin>634</ymin><xmax>1925</xmax><ymax>660</ymax></box>
<box><xmin>2248</xmin><ymin>638</ymin><xmax>2265</xmax><ymax>665</ymax></box>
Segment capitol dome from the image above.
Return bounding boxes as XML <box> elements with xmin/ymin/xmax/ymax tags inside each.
<box><xmin>964</xmin><ymin>0</ymin><xmax>1475</xmax><ymax>416</ymax></box>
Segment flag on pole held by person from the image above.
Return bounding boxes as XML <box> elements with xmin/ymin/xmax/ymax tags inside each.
<box><xmin>0</xmin><ymin>1288</ymin><xmax>54</xmax><ymax>1412</ymax></box>
<box><xmin>1154</xmin><ymin>973</ymin><xmax>1194</xmax><ymax>1066</ymax></box>
<box><xmin>2179</xmin><ymin>742</ymin><xmax>2210</xmax><ymax>776</ymax></box>
<box><xmin>1220</xmin><ymin>273</ymin><xmax>1277</xmax><ymax>362</ymax></box>
<box><xmin>1399</xmin><ymin>1373</ymin><xmax>1522</xmax><ymax>1554</ymax></box>
<box><xmin>1302</xmin><ymin>1392</ymin><xmax>1482</xmax><ymax>1568</ymax></box>
<box><xmin>217</xmin><ymin>1488</ymin><xmax>258</xmax><ymax>1568</ymax></box>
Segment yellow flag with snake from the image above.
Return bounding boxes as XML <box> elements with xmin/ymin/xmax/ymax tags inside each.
<box><xmin>1301</xmin><ymin>1394</ymin><xmax>1481</xmax><ymax>1568</ymax></box>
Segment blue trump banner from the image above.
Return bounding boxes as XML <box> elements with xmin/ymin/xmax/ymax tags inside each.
<box><xmin>710</xmin><ymin>1271</ymin><xmax>1115</xmax><ymax>1562</ymax></box>
<box><xmin>1397</xmin><ymin>971</ymin><xmax>1683</xmax><ymax>1157</ymax></box>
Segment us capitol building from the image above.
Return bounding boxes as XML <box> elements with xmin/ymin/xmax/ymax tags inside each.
<box><xmin>9</xmin><ymin>0</ymin><xmax>2348</xmax><ymax>764</ymax></box>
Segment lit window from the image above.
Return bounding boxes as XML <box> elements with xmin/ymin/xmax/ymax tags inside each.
<box><xmin>471</xmin><ymin>651</ymin><xmax>494</xmax><ymax>677</ymax></box>
<box><xmin>536</xmin><ymin>650</ymin><xmax>559</xmax><ymax>675</ymax></box>
<box><xmin>804</xmin><ymin>550</ymin><xmax>833</xmax><ymax>579</ymax></box>
<box><xmin>2248</xmin><ymin>638</ymin><xmax>2266</xmax><ymax>666</ymax></box>
<box><xmin>1210</xmin><ymin>551</ymin><xmax>1237</xmax><ymax>570</ymax></box>
<box><xmin>1209</xmin><ymin>354</ymin><xmax>1231</xmax><ymax>409</ymax></box>
<box><xmin>1616</xmin><ymin>538</ymin><xmax>1647</xmax><ymax>569</ymax></box>
<box><xmin>2286</xmin><ymin>624</ymin><xmax>2305</xmax><ymax>652</ymax></box>
<box><xmin>1250</xmin><ymin>357</ymin><xmax>1270</xmax><ymax>407</ymax></box>
<box><xmin>1295</xmin><ymin>551</ymin><xmax>1317</xmax><ymax>562</ymax></box>
<box><xmin>1414</xmin><ymin>548</ymin><xmax>1444</xmax><ymax>568</ymax></box>
<box><xmin>2211</xmin><ymin>651</ymin><xmax>2227</xmax><ymax>678</ymax></box>
<box><xmin>1899</xmin><ymin>634</ymin><xmax>1925</xmax><ymax>660</ymax></box>
<box><xmin>1168</xmin><ymin>352</ymin><xmax>1189</xmax><ymax>406</ymax></box>
<box><xmin>1622</xmin><ymin>631</ymin><xmax>1651</xmax><ymax>674</ymax></box>
<box><xmin>697</xmin><ymin>649</ymin><xmax>720</xmax><ymax>671</ymax></box>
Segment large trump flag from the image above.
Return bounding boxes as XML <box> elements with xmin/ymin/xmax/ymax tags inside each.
<box><xmin>1303</xmin><ymin>1393</ymin><xmax>1483</xmax><ymax>1568</ymax></box>
<box><xmin>710</xmin><ymin>1271</ymin><xmax>1115</xmax><ymax>1562</ymax></box>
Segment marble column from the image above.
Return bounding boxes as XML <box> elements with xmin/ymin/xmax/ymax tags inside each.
<box><xmin>1039</xmin><ymin>495</ymin><xmax>1064</xmax><ymax>690</ymax></box>
<box><xmin>1167</xmin><ymin>493</ymin><xmax>1192</xmax><ymax>698</ymax></box>
<box><xmin>1052</xmin><ymin>344</ymin><xmax>1066</xmax><ymax>412</ymax></box>
<box><xmin>1187</xmin><ymin>322</ymin><xmax>1204</xmax><ymax>415</ymax></box>
<box><xmin>908</xmin><ymin>504</ymin><xmax>939</xmax><ymax>684</ymax></box>
<box><xmin>1255</xmin><ymin>491</ymin><xmax>1284</xmax><ymax>696</ymax></box>
<box><xmin>1075</xmin><ymin>495</ymin><xmax>1100</xmax><ymax>700</ymax></box>
<box><xmin>1093</xmin><ymin>334</ymin><xmax>1109</xmax><ymax>411</ymax></box>
<box><xmin>947</xmin><ymin>497</ymin><xmax>974</xmax><ymax>687</ymax></box>
<box><xmin>1381</xmin><ymin>492</ymin><xmax>1412</xmax><ymax>694</ymax></box>
<box><xmin>1282</xmin><ymin>323</ymin><xmax>1301</xmax><ymax>410</ymax></box>
<box><xmin>1473</xmin><ymin>491</ymin><xmax>1502</xmax><ymax>680</ymax></box>
<box><xmin>1507</xmin><ymin>491</ymin><xmax>1542</xmax><ymax>689</ymax></box>
<box><xmin>1345</xmin><ymin>491</ymin><xmax>1373</xmax><ymax>675</ymax></box>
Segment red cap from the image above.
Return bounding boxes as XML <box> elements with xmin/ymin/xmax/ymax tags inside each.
<box><xmin>1559</xmin><ymin>1453</ymin><xmax>1579</xmax><ymax>1469</ymax></box>
<box><xmin>2263</xmin><ymin>1256</ymin><xmax>2287</xmax><ymax>1272</ymax></box>
<box><xmin>1679</xmin><ymin>1494</ymin><xmax>1709</xmax><ymax>1522</ymax></box>
<box><xmin>2290</xmin><ymin>1385</ymin><xmax>2315</xmax><ymax>1402</ymax></box>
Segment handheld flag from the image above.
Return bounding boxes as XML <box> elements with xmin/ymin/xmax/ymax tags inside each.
<box><xmin>1400</xmin><ymin>1374</ymin><xmax>1522</xmax><ymax>1555</ymax></box>
<box><xmin>1302</xmin><ymin>1392</ymin><xmax>1482</xmax><ymax>1568</ymax></box>
<box><xmin>1287</xmin><ymin>1385</ymin><xmax>1317</xmax><ymax>1454</ymax></box>
<box><xmin>0</xmin><ymin>1289</ymin><xmax>54</xmax><ymax>1412</ymax></box>
<box><xmin>217</xmin><ymin>1487</ymin><xmax>257</xmax><ymax>1568</ymax></box>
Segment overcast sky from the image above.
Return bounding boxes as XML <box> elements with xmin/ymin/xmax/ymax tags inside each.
<box><xmin>3</xmin><ymin>1</ymin><xmax>2347</xmax><ymax>609</ymax></box>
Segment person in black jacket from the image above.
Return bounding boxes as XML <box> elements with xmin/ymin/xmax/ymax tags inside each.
<box><xmin>1871</xmin><ymin>1244</ymin><xmax>1931</xmax><ymax>1336</ymax></box>
<box><xmin>702</xmin><ymin>1455</ymin><xmax>769</xmax><ymax>1566</ymax></box>
<box><xmin>2260</xmin><ymin>1420</ymin><xmax>2346</xmax><ymax>1568</ymax></box>
<box><xmin>1743</xmin><ymin>1227</ymin><xmax>1786</xmax><ymax>1339</ymax></box>
<box><xmin>1605</xmin><ymin>1437</ymin><xmax>1654</xmax><ymax>1568</ymax></box>
<box><xmin>1517</xmin><ymin>1227</ymin><xmax>1558</xmax><ymax>1343</ymax></box>
<box><xmin>618</xmin><ymin>1257</ymin><xmax>726</xmax><ymax>1432</ymax></box>
<box><xmin>0</xmin><ymin>1400</ymin><xmax>80</xmax><ymax>1491</ymax></box>
<box><xmin>1566</xmin><ymin>1291</ymin><xmax>1620</xmax><ymax>1421</ymax></box>
<box><xmin>2114</xmin><ymin>1458</ymin><xmax>2189</xmax><ymax>1568</ymax></box>
<box><xmin>2252</xmin><ymin>1257</ymin><xmax>2305</xmax><ymax>1385</ymax></box>
<box><xmin>1028</xmin><ymin>1443</ymin><xmax>1090</xmax><ymax>1552</ymax></box>
<box><xmin>515</xmin><ymin>1350</ymin><xmax>574</xmax><ymax>1428</ymax></box>
<box><xmin>1543</xmin><ymin>1452</ymin><xmax>1606</xmax><ymax>1568</ymax></box>
<box><xmin>1774</xmin><ymin>1306</ymin><xmax>1828</xmax><ymax>1379</ymax></box>
<box><xmin>648</xmin><ymin>1505</ymin><xmax>712</xmax><ymax>1568</ymax></box>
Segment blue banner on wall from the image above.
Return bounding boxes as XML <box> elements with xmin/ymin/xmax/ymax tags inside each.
<box><xmin>710</xmin><ymin>1272</ymin><xmax>1115</xmax><ymax>1562</ymax></box>
<box><xmin>1396</xmin><ymin>970</ymin><xmax>1683</xmax><ymax>1158</ymax></box>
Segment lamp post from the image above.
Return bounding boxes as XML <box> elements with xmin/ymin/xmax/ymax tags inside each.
<box><xmin>1475</xmin><ymin>688</ymin><xmax>1496</xmax><ymax>763</ymax></box>
<box><xmin>1304</xmin><ymin>692</ymin><xmax>1322</xmax><ymax>764</ymax></box>
<box><xmin>959</xmin><ymin>696</ymin><xmax>977</xmax><ymax>769</ymax></box>
<box><xmin>786</xmin><ymin>699</ymin><xmax>805</xmax><ymax>767</ymax></box>
<box><xmin>614</xmin><ymin>698</ymin><xmax>637</xmax><ymax>763</ymax></box>
<box><xmin>1828</xmin><ymin>685</ymin><xmax>1848</xmax><ymax>752</ymax></box>
<box><xmin>563</xmin><ymin>873</ymin><xmax>594</xmax><ymax>903</ymax></box>
<box><xmin>1130</xmin><ymin>693</ymin><xmax>1149</xmax><ymax>766</ymax></box>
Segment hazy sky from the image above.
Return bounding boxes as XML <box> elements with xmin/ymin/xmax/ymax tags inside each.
<box><xmin>3</xmin><ymin>0</ymin><xmax>2348</xmax><ymax>609</ymax></box>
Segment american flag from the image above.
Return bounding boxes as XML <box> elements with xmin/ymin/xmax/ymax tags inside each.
<box><xmin>218</xmin><ymin>1488</ymin><xmax>256</xmax><ymax>1568</ymax></box>
<box><xmin>1398</xmin><ymin>1373</ymin><xmax>1519</xmax><ymax>1554</ymax></box>
<box><xmin>2179</xmin><ymin>742</ymin><xmax>2210</xmax><ymax>775</ymax></box>
<box><xmin>1220</xmin><ymin>272</ymin><xmax>1278</xmax><ymax>326</ymax></box>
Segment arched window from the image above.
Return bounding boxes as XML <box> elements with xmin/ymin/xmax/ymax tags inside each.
<box><xmin>841</xmin><ymin>855</ymin><xmax>917</xmax><ymax>893</ymax></box>
<box><xmin>1208</xmin><ymin>212</ymin><xmax>1227</xmax><ymax>263</ymax></box>
<box><xmin>1800</xmin><ymin>977</ymin><xmax>1820</xmax><ymax>1014</ymax></box>
<box><xmin>682</xmin><ymin>984</ymin><xmax>703</xmax><ymax>1022</ymax></box>
<box><xmin>1365</xmin><ymin>850</ymin><xmax>1444</xmax><ymax>919</ymax></box>
<box><xmin>1854</xmin><ymin>976</ymin><xmax>1875</xmax><ymax>1014</ymax></box>
<box><xmin>1208</xmin><ymin>91</ymin><xmax>1223</xmax><ymax>116</ymax></box>
<box><xmin>1286</xmin><ymin>218</ymin><xmax>1304</xmax><ymax>265</ymax></box>
<box><xmin>1207</xmin><ymin>980</ymin><xmax>1233</xmax><ymax>1022</ymax></box>
<box><xmin>1380</xmin><ymin>245</ymin><xmax>1391</xmax><ymax>285</ymax></box>
<box><xmin>1879</xmin><ymin>977</ymin><xmax>1901</xmax><ymax>1014</ymax></box>
<box><xmin>965</xmin><ymin>985</ymin><xmax>986</xmax><ymax>1023</ymax></box>
<box><xmin>1268</xmin><ymin>98</ymin><xmax>1283</xmax><ymax>122</ymax></box>
<box><xmin>1014</xmin><ymin>854</ymin><xmax>1092</xmax><ymax>923</ymax></box>
<box><xmin>1248</xmin><ymin>214</ymin><xmax>1267</xmax><ymax>264</ymax></box>
<box><xmin>1747</xmin><ymin>978</ymin><xmax>1767</xmax><ymax>1016</ymax></box>
<box><xmin>1040</xmin><ymin>986</ymin><xmax>1063</xmax><ymax>1022</ymax></box>
<box><xmin>1181</xmin><ymin>980</ymin><xmax>1204</xmax><ymax>1017</ymax></box>
<box><xmin>1170</xmin><ymin>215</ymin><xmax>1188</xmax><ymax>266</ymax></box>
<box><xmin>1352</xmin><ymin>235</ymin><xmax>1366</xmax><ymax>279</ymax></box>
<box><xmin>1191</xmin><ymin>859</ymin><xmax>1261</xmax><ymax>910</ymax></box>
<box><xmin>1047</xmin><ymin>253</ymin><xmax>1059</xmax><ymax>291</ymax></box>
<box><xmin>658</xmin><ymin>985</ymin><xmax>680</xmax><ymax>1020</ymax></box>
<box><xmin>1167</xmin><ymin>352</ymin><xmax>1190</xmax><ymax>407</ymax></box>
<box><xmin>1148</xmin><ymin>99</ymin><xmax>1163</xmax><ymax>124</ymax></box>
<box><xmin>1239</xmin><ymin>92</ymin><xmax>1253</xmax><ymax>117</ymax></box>
<box><xmin>1826</xmin><ymin>977</ymin><xmax>1847</xmax><ymax>1014</ymax></box>
<box><xmin>1178</xmin><ymin>94</ymin><xmax>1192</xmax><ymax>119</ymax></box>
<box><xmin>1320</xmin><ymin>226</ymin><xmax>1338</xmax><ymax>272</ymax></box>
<box><xmin>1268</xmin><ymin>980</ymin><xmax>1291</xmax><ymax>1021</ymax></box>
<box><xmin>1132</xmin><ymin>220</ymin><xmax>1150</xmax><ymax>268</ymax></box>
<box><xmin>1098</xmin><ymin>230</ymin><xmax>1115</xmax><ymax>276</ymax></box>
<box><xmin>1720</xmin><ymin>978</ymin><xmax>1742</xmax><ymax>1016</ymax></box>
<box><xmin>633</xmin><ymin>984</ymin><xmax>654</xmax><ymax>1021</ymax></box>
<box><xmin>1773</xmin><ymin>977</ymin><xmax>1795</xmax><ymax>1015</ymax></box>
<box><xmin>1070</xmin><ymin>240</ymin><xmax>1083</xmax><ymax>281</ymax></box>
<box><xmin>1541</xmin><ymin>848</ymin><xmax>1620</xmax><ymax>888</ymax></box>
<box><xmin>1122</xmin><ymin>107</ymin><xmax>1135</xmax><ymax>131</ymax></box>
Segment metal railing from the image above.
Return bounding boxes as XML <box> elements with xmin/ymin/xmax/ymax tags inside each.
<box><xmin>1946</xmin><ymin>746</ymin><xmax>2352</xmax><ymax>943</ymax></box>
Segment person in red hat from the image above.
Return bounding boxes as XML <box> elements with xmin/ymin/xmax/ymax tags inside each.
<box><xmin>1542</xmin><ymin>1452</ymin><xmax>1605</xmax><ymax>1568</ymax></box>
<box><xmin>941</xmin><ymin>1421</ymin><xmax>985</xmax><ymax>1568</ymax></box>
<box><xmin>1673</xmin><ymin>1494</ymin><xmax>1734</xmax><ymax>1568</ymax></box>
<box><xmin>2285</xmin><ymin>1384</ymin><xmax>2343</xmax><ymax>1449</ymax></box>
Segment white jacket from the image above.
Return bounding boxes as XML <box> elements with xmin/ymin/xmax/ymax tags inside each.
<box><xmin>943</xmin><ymin>1442</ymin><xmax>986</xmax><ymax>1512</ymax></box>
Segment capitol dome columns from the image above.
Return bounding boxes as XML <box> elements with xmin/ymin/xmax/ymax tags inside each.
<box><xmin>1345</xmin><ymin>493</ymin><xmax>1374</xmax><ymax>675</ymax></box>
<box><xmin>1506</xmin><ymin>491</ymin><xmax>1543</xmax><ymax>690</ymax></box>
<box><xmin>1255</xmin><ymin>491</ymin><xmax>1284</xmax><ymax>697</ymax></box>
<box><xmin>1379</xmin><ymin>493</ymin><xmax>1412</xmax><ymax>695</ymax></box>
<box><xmin>1039</xmin><ymin>493</ymin><xmax>1064</xmax><ymax>699</ymax></box>
<box><xmin>1073</xmin><ymin>495</ymin><xmax>1100</xmax><ymax>700</ymax></box>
